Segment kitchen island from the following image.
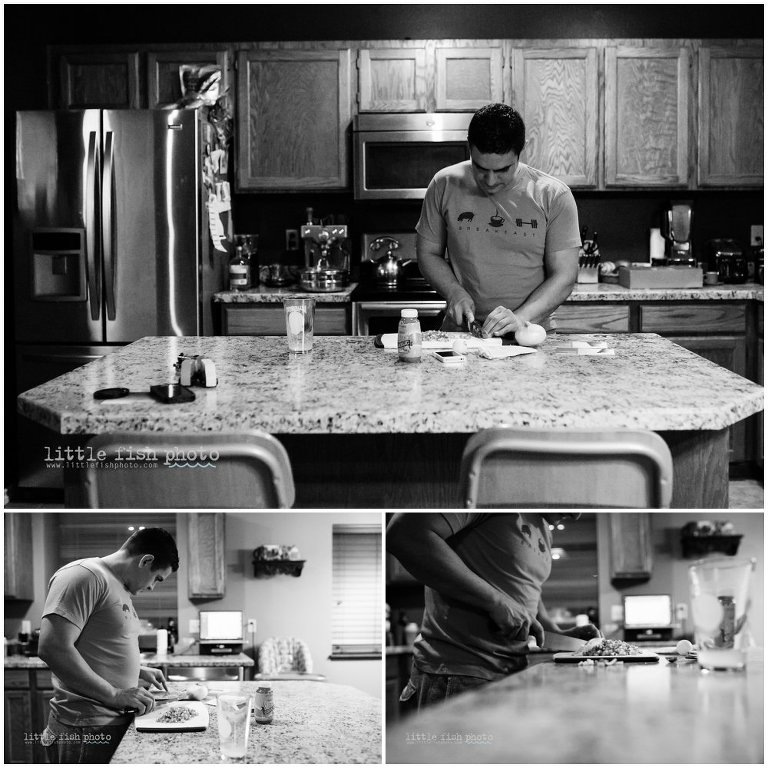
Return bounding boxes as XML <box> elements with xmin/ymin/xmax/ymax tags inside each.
<box><xmin>110</xmin><ymin>680</ymin><xmax>381</xmax><ymax>764</ymax></box>
<box><xmin>386</xmin><ymin>650</ymin><xmax>764</xmax><ymax>764</ymax></box>
<box><xmin>17</xmin><ymin>333</ymin><xmax>764</xmax><ymax>508</ymax></box>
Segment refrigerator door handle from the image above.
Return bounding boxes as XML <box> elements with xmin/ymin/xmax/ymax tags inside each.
<box><xmin>85</xmin><ymin>131</ymin><xmax>101</xmax><ymax>320</ymax></box>
<box><xmin>102</xmin><ymin>130</ymin><xmax>117</xmax><ymax>321</ymax></box>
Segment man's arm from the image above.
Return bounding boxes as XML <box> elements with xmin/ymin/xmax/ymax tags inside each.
<box><xmin>417</xmin><ymin>235</ymin><xmax>476</xmax><ymax>329</ymax></box>
<box><xmin>38</xmin><ymin>614</ymin><xmax>156</xmax><ymax>715</ymax></box>
<box><xmin>481</xmin><ymin>246</ymin><xmax>579</xmax><ymax>337</ymax></box>
<box><xmin>386</xmin><ymin>513</ymin><xmax>536</xmax><ymax>638</ymax></box>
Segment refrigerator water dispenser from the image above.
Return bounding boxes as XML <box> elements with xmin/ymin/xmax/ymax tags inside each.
<box><xmin>30</xmin><ymin>229</ymin><xmax>86</xmax><ymax>301</ymax></box>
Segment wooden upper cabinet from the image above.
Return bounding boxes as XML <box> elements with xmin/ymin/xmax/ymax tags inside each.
<box><xmin>698</xmin><ymin>46</ymin><xmax>763</xmax><ymax>187</ymax></box>
<box><xmin>608</xmin><ymin>513</ymin><xmax>653</xmax><ymax>582</ymax></box>
<box><xmin>57</xmin><ymin>51</ymin><xmax>140</xmax><ymax>109</ymax></box>
<box><xmin>357</xmin><ymin>42</ymin><xmax>503</xmax><ymax>113</ymax></box>
<box><xmin>237</xmin><ymin>48</ymin><xmax>352</xmax><ymax>190</ymax></box>
<box><xmin>605</xmin><ymin>46</ymin><xmax>690</xmax><ymax>187</ymax></box>
<box><xmin>510</xmin><ymin>47</ymin><xmax>599</xmax><ymax>188</ymax></box>
<box><xmin>146</xmin><ymin>48</ymin><xmax>231</xmax><ymax>108</ymax></box>
<box><xmin>187</xmin><ymin>512</ymin><xmax>226</xmax><ymax>599</ymax></box>
<box><xmin>357</xmin><ymin>48</ymin><xmax>428</xmax><ymax>111</ymax></box>
<box><xmin>434</xmin><ymin>46</ymin><xmax>504</xmax><ymax>111</ymax></box>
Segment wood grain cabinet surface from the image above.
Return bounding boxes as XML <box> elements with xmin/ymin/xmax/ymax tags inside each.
<box><xmin>510</xmin><ymin>46</ymin><xmax>599</xmax><ymax>188</ymax></box>
<box><xmin>236</xmin><ymin>48</ymin><xmax>352</xmax><ymax>191</ymax></box>
<box><xmin>56</xmin><ymin>50</ymin><xmax>140</xmax><ymax>109</ymax></box>
<box><xmin>609</xmin><ymin>513</ymin><xmax>653</xmax><ymax>581</ymax></box>
<box><xmin>356</xmin><ymin>41</ymin><xmax>503</xmax><ymax>113</ymax></box>
<box><xmin>605</xmin><ymin>46</ymin><xmax>690</xmax><ymax>186</ymax></box>
<box><xmin>187</xmin><ymin>512</ymin><xmax>226</xmax><ymax>599</ymax></box>
<box><xmin>4</xmin><ymin>513</ymin><xmax>34</xmax><ymax>600</ymax></box>
<box><xmin>697</xmin><ymin>45</ymin><xmax>764</xmax><ymax>187</ymax></box>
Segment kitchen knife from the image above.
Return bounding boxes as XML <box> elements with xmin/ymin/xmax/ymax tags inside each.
<box><xmin>469</xmin><ymin>319</ymin><xmax>485</xmax><ymax>338</ymax></box>
<box><xmin>541</xmin><ymin>631</ymin><xmax>588</xmax><ymax>652</ymax></box>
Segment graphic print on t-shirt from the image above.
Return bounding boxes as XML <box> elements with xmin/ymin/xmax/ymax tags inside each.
<box><xmin>455</xmin><ymin>203</ymin><xmax>540</xmax><ymax>241</ymax></box>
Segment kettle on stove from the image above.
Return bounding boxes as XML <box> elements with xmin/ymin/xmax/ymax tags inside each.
<box><xmin>368</xmin><ymin>236</ymin><xmax>412</xmax><ymax>286</ymax></box>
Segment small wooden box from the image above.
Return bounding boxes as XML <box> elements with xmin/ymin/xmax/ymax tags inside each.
<box><xmin>618</xmin><ymin>265</ymin><xmax>703</xmax><ymax>289</ymax></box>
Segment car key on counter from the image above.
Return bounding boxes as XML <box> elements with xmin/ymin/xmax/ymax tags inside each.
<box><xmin>93</xmin><ymin>384</ymin><xmax>196</xmax><ymax>403</ymax></box>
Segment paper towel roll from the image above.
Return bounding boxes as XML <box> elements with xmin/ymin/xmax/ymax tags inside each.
<box><xmin>649</xmin><ymin>228</ymin><xmax>665</xmax><ymax>264</ymax></box>
<box><xmin>156</xmin><ymin>629</ymin><xmax>168</xmax><ymax>657</ymax></box>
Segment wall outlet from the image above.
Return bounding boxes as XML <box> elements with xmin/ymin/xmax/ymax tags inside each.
<box><xmin>750</xmin><ymin>224</ymin><xmax>763</xmax><ymax>246</ymax></box>
<box><xmin>676</xmin><ymin>603</ymin><xmax>688</xmax><ymax>621</ymax></box>
<box><xmin>610</xmin><ymin>604</ymin><xmax>623</xmax><ymax>622</ymax></box>
<box><xmin>189</xmin><ymin>619</ymin><xmax>200</xmax><ymax>634</ymax></box>
<box><xmin>285</xmin><ymin>229</ymin><xmax>300</xmax><ymax>251</ymax></box>
<box><xmin>247</xmin><ymin>619</ymin><xmax>257</xmax><ymax>633</ymax></box>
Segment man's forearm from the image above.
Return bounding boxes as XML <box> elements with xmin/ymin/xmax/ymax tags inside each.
<box><xmin>516</xmin><ymin>269</ymin><xmax>575</xmax><ymax>325</ymax></box>
<box><xmin>417</xmin><ymin>252</ymin><xmax>466</xmax><ymax>302</ymax></box>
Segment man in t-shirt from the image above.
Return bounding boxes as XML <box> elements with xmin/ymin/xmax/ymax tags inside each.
<box><xmin>417</xmin><ymin>103</ymin><xmax>581</xmax><ymax>337</ymax></box>
<box><xmin>386</xmin><ymin>513</ymin><xmax>600</xmax><ymax>709</ymax></box>
<box><xmin>38</xmin><ymin>527</ymin><xmax>180</xmax><ymax>763</ymax></box>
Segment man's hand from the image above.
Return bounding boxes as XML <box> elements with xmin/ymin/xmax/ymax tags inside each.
<box><xmin>111</xmin><ymin>686</ymin><xmax>157</xmax><ymax>715</ymax></box>
<box><xmin>561</xmin><ymin>624</ymin><xmax>602</xmax><ymax>641</ymax></box>
<box><xmin>139</xmin><ymin>666</ymin><xmax>168</xmax><ymax>692</ymax></box>
<box><xmin>482</xmin><ymin>306</ymin><xmax>526</xmax><ymax>337</ymax></box>
<box><xmin>445</xmin><ymin>286</ymin><xmax>476</xmax><ymax>329</ymax></box>
<box><xmin>488</xmin><ymin>594</ymin><xmax>541</xmax><ymax>645</ymax></box>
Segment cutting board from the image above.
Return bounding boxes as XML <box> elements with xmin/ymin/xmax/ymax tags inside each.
<box><xmin>377</xmin><ymin>332</ymin><xmax>502</xmax><ymax>350</ymax></box>
<box><xmin>134</xmin><ymin>700</ymin><xmax>209</xmax><ymax>732</ymax></box>
<box><xmin>553</xmin><ymin>651</ymin><xmax>660</xmax><ymax>664</ymax></box>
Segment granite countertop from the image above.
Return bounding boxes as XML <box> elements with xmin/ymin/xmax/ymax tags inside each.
<box><xmin>387</xmin><ymin>651</ymin><xmax>764</xmax><ymax>764</ymax></box>
<box><xmin>111</xmin><ymin>680</ymin><xmax>381</xmax><ymax>764</ymax></box>
<box><xmin>566</xmin><ymin>282</ymin><xmax>763</xmax><ymax>301</ymax></box>
<box><xmin>214</xmin><ymin>284</ymin><xmax>357</xmax><ymax>303</ymax></box>
<box><xmin>17</xmin><ymin>334</ymin><xmax>764</xmax><ymax>436</ymax></box>
<box><xmin>4</xmin><ymin>653</ymin><xmax>254</xmax><ymax>670</ymax></box>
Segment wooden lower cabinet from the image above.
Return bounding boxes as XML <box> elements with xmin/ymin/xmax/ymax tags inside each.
<box><xmin>4</xmin><ymin>670</ymin><xmax>53</xmax><ymax>765</ymax></box>
<box><xmin>220</xmin><ymin>303</ymin><xmax>351</xmax><ymax>335</ymax></box>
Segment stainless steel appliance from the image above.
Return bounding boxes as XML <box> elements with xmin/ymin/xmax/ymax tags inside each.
<box><xmin>13</xmin><ymin>108</ymin><xmax>228</xmax><ymax>493</ymax></box>
<box><xmin>351</xmin><ymin>232</ymin><xmax>446</xmax><ymax>335</ymax></box>
<box><xmin>299</xmin><ymin>221</ymin><xmax>350</xmax><ymax>290</ymax></box>
<box><xmin>353</xmin><ymin>113</ymin><xmax>472</xmax><ymax>200</ymax></box>
<box><xmin>660</xmin><ymin>200</ymin><xmax>695</xmax><ymax>265</ymax></box>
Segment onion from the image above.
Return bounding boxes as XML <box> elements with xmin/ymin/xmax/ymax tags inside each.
<box><xmin>515</xmin><ymin>322</ymin><xmax>546</xmax><ymax>347</ymax></box>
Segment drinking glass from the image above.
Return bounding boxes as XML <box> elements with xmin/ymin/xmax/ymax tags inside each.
<box><xmin>217</xmin><ymin>694</ymin><xmax>252</xmax><ymax>761</ymax></box>
<box><xmin>688</xmin><ymin>557</ymin><xmax>755</xmax><ymax>671</ymax></box>
<box><xmin>283</xmin><ymin>297</ymin><xmax>315</xmax><ymax>353</ymax></box>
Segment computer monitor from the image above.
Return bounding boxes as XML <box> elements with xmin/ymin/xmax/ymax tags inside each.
<box><xmin>199</xmin><ymin>610</ymin><xmax>243</xmax><ymax>653</ymax></box>
<box><xmin>623</xmin><ymin>594</ymin><xmax>673</xmax><ymax>642</ymax></box>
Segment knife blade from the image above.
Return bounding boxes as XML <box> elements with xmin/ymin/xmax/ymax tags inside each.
<box><xmin>541</xmin><ymin>631</ymin><xmax>588</xmax><ymax>652</ymax></box>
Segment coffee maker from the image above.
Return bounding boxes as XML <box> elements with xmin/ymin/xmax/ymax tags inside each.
<box><xmin>660</xmin><ymin>200</ymin><xmax>695</xmax><ymax>266</ymax></box>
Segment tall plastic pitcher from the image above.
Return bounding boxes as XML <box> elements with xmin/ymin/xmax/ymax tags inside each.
<box><xmin>688</xmin><ymin>557</ymin><xmax>755</xmax><ymax>671</ymax></box>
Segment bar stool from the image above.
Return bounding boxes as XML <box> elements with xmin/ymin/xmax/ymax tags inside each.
<box><xmin>459</xmin><ymin>428</ymin><xmax>673</xmax><ymax>508</ymax></box>
<box><xmin>82</xmin><ymin>431</ymin><xmax>295</xmax><ymax>508</ymax></box>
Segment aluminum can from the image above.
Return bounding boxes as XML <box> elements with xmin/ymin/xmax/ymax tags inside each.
<box><xmin>253</xmin><ymin>683</ymin><xmax>274</xmax><ymax>724</ymax></box>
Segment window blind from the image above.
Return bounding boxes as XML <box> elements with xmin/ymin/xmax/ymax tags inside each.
<box><xmin>331</xmin><ymin>524</ymin><xmax>382</xmax><ymax>657</ymax></box>
<box><xmin>56</xmin><ymin>512</ymin><xmax>177</xmax><ymax>629</ymax></box>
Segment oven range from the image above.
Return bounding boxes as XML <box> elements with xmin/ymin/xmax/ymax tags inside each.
<box><xmin>351</xmin><ymin>232</ymin><xmax>447</xmax><ymax>335</ymax></box>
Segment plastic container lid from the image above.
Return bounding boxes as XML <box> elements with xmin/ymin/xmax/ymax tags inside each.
<box><xmin>257</xmin><ymin>681</ymin><xmax>273</xmax><ymax>689</ymax></box>
<box><xmin>400</xmin><ymin>308</ymin><xmax>418</xmax><ymax>318</ymax></box>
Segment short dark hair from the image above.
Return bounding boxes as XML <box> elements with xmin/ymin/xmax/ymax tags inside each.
<box><xmin>468</xmin><ymin>103</ymin><xmax>525</xmax><ymax>156</ymax></box>
<box><xmin>123</xmin><ymin>527</ymin><xmax>179</xmax><ymax>572</ymax></box>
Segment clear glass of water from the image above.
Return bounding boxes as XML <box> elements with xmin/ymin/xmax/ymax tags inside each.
<box><xmin>283</xmin><ymin>297</ymin><xmax>315</xmax><ymax>353</ymax></box>
<box><xmin>689</xmin><ymin>557</ymin><xmax>755</xmax><ymax>672</ymax></box>
<box><xmin>217</xmin><ymin>694</ymin><xmax>252</xmax><ymax>762</ymax></box>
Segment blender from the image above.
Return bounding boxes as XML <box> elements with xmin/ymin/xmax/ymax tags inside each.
<box><xmin>661</xmin><ymin>200</ymin><xmax>696</xmax><ymax>266</ymax></box>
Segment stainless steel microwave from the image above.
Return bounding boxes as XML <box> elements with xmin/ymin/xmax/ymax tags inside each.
<box><xmin>353</xmin><ymin>113</ymin><xmax>472</xmax><ymax>200</ymax></box>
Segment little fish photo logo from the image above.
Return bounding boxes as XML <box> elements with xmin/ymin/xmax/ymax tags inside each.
<box><xmin>43</xmin><ymin>444</ymin><xmax>219</xmax><ymax>470</ymax></box>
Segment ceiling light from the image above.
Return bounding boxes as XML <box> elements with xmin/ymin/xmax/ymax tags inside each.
<box><xmin>557</xmin><ymin>523</ymin><xmax>565</xmax><ymax>530</ymax></box>
<box><xmin>551</xmin><ymin>547</ymin><xmax>567</xmax><ymax>560</ymax></box>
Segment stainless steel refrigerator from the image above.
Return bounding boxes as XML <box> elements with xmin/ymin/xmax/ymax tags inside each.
<box><xmin>12</xmin><ymin>109</ymin><xmax>228</xmax><ymax>493</ymax></box>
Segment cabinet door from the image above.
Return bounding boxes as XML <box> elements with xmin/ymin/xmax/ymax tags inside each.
<box><xmin>357</xmin><ymin>48</ymin><xmax>428</xmax><ymax>112</ymax></box>
<box><xmin>605</xmin><ymin>47</ymin><xmax>690</xmax><ymax>186</ymax></box>
<box><xmin>435</xmin><ymin>46</ymin><xmax>504</xmax><ymax>111</ymax></box>
<box><xmin>221</xmin><ymin>304</ymin><xmax>350</xmax><ymax>335</ymax></box>
<box><xmin>188</xmin><ymin>513</ymin><xmax>226</xmax><ymax>599</ymax></box>
<box><xmin>58</xmin><ymin>51</ymin><xmax>140</xmax><ymax>108</ymax></box>
<box><xmin>698</xmin><ymin>46</ymin><xmax>764</xmax><ymax>187</ymax></box>
<box><xmin>33</xmin><ymin>689</ymin><xmax>54</xmax><ymax>765</ymax></box>
<box><xmin>552</xmin><ymin>304</ymin><xmax>630</xmax><ymax>333</ymax></box>
<box><xmin>147</xmin><ymin>49</ymin><xmax>231</xmax><ymax>108</ymax></box>
<box><xmin>4</xmin><ymin>513</ymin><xmax>33</xmax><ymax>600</ymax></box>
<box><xmin>4</xmin><ymin>690</ymin><xmax>33</xmax><ymax>763</ymax></box>
<box><xmin>510</xmin><ymin>47</ymin><xmax>598</xmax><ymax>187</ymax></box>
<box><xmin>237</xmin><ymin>49</ymin><xmax>352</xmax><ymax>190</ymax></box>
<box><xmin>608</xmin><ymin>513</ymin><xmax>652</xmax><ymax>581</ymax></box>
<box><xmin>666</xmin><ymin>335</ymin><xmax>748</xmax><ymax>461</ymax></box>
